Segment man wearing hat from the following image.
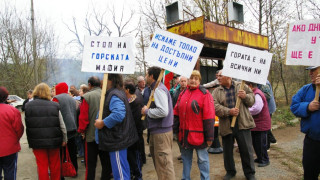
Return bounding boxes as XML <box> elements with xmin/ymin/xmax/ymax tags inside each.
<box><xmin>291</xmin><ymin>66</ymin><xmax>320</xmax><ymax>179</ymax></box>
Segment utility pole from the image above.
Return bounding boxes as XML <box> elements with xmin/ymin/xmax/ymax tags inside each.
<box><xmin>31</xmin><ymin>0</ymin><xmax>38</xmax><ymax>84</ymax></box>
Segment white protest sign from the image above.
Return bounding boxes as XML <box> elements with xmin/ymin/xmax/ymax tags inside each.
<box><xmin>145</xmin><ymin>29</ymin><xmax>203</xmax><ymax>78</ymax></box>
<box><xmin>81</xmin><ymin>36</ymin><xmax>136</xmax><ymax>74</ymax></box>
<box><xmin>222</xmin><ymin>43</ymin><xmax>273</xmax><ymax>85</ymax></box>
<box><xmin>286</xmin><ymin>19</ymin><xmax>320</xmax><ymax>66</ymax></box>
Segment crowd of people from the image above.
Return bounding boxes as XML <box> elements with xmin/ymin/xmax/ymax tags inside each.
<box><xmin>0</xmin><ymin>65</ymin><xmax>320</xmax><ymax>180</ymax></box>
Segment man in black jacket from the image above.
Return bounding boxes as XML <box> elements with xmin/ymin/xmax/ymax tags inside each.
<box><xmin>95</xmin><ymin>74</ymin><xmax>138</xmax><ymax>180</ymax></box>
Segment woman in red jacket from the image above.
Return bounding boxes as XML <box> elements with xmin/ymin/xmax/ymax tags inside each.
<box><xmin>0</xmin><ymin>86</ymin><xmax>24</xmax><ymax>180</ymax></box>
<box><xmin>173</xmin><ymin>70</ymin><xmax>215</xmax><ymax>180</ymax></box>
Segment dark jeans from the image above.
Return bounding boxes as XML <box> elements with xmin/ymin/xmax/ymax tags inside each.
<box><xmin>127</xmin><ymin>141</ymin><xmax>143</xmax><ymax>180</ymax></box>
<box><xmin>86</xmin><ymin>141</ymin><xmax>112</xmax><ymax>180</ymax></box>
<box><xmin>75</xmin><ymin>134</ymin><xmax>84</xmax><ymax>157</ymax></box>
<box><xmin>0</xmin><ymin>153</ymin><xmax>17</xmax><ymax>180</ymax></box>
<box><xmin>303</xmin><ymin>135</ymin><xmax>320</xmax><ymax>180</ymax></box>
<box><xmin>222</xmin><ymin>129</ymin><xmax>255</xmax><ymax>178</ymax></box>
<box><xmin>267</xmin><ymin>130</ymin><xmax>277</xmax><ymax>149</ymax></box>
<box><xmin>138</xmin><ymin>133</ymin><xmax>146</xmax><ymax>164</ymax></box>
<box><xmin>251</xmin><ymin>131</ymin><xmax>269</xmax><ymax>164</ymax></box>
<box><xmin>267</xmin><ymin>114</ymin><xmax>277</xmax><ymax>150</ymax></box>
<box><xmin>67</xmin><ymin>137</ymin><xmax>78</xmax><ymax>172</ymax></box>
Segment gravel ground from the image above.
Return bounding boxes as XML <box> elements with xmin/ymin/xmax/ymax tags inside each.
<box><xmin>15</xmin><ymin>112</ymin><xmax>304</xmax><ymax>180</ymax></box>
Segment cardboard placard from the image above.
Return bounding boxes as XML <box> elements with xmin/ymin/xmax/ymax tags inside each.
<box><xmin>145</xmin><ymin>29</ymin><xmax>203</xmax><ymax>78</ymax></box>
<box><xmin>81</xmin><ymin>36</ymin><xmax>135</xmax><ymax>74</ymax></box>
<box><xmin>286</xmin><ymin>19</ymin><xmax>320</xmax><ymax>66</ymax></box>
<box><xmin>223</xmin><ymin>43</ymin><xmax>273</xmax><ymax>85</ymax></box>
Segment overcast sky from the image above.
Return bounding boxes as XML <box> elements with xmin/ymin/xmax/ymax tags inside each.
<box><xmin>2</xmin><ymin>0</ymin><xmax>139</xmax><ymax>58</ymax></box>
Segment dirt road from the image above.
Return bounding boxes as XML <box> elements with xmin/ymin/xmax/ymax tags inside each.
<box><xmin>16</xmin><ymin>112</ymin><xmax>304</xmax><ymax>180</ymax></box>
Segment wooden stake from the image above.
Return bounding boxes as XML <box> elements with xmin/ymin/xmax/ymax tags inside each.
<box><xmin>284</xmin><ymin>24</ymin><xmax>289</xmax><ymax>65</ymax></box>
<box><xmin>314</xmin><ymin>67</ymin><xmax>320</xmax><ymax>102</ymax></box>
<box><xmin>231</xmin><ymin>80</ymin><xmax>245</xmax><ymax>128</ymax></box>
<box><xmin>98</xmin><ymin>73</ymin><xmax>108</xmax><ymax>120</ymax></box>
<box><xmin>141</xmin><ymin>69</ymin><xmax>165</xmax><ymax>120</ymax></box>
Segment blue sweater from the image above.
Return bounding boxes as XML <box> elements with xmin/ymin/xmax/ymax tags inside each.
<box><xmin>291</xmin><ymin>83</ymin><xmax>320</xmax><ymax>141</ymax></box>
<box><xmin>95</xmin><ymin>95</ymin><xmax>125</xmax><ymax>144</ymax></box>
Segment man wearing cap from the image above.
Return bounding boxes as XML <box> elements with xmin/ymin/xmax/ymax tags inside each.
<box><xmin>291</xmin><ymin>66</ymin><xmax>320</xmax><ymax>180</ymax></box>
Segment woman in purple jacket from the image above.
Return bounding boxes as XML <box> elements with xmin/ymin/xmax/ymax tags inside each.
<box><xmin>246</xmin><ymin>82</ymin><xmax>271</xmax><ymax>168</ymax></box>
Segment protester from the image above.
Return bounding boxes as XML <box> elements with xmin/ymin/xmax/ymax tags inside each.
<box><xmin>213</xmin><ymin>70</ymin><xmax>256</xmax><ymax>180</ymax></box>
<box><xmin>170</xmin><ymin>75</ymin><xmax>180</xmax><ymax>96</ymax></box>
<box><xmin>79</xmin><ymin>84</ymin><xmax>89</xmax><ymax>97</ymax></box>
<box><xmin>0</xmin><ymin>86</ymin><xmax>24</xmax><ymax>180</ymax></box>
<box><xmin>257</xmin><ymin>80</ymin><xmax>277</xmax><ymax>149</ymax></box>
<box><xmin>290</xmin><ymin>66</ymin><xmax>320</xmax><ymax>180</ymax></box>
<box><xmin>25</xmin><ymin>83</ymin><xmax>67</xmax><ymax>180</ymax></box>
<box><xmin>203</xmin><ymin>70</ymin><xmax>220</xmax><ymax>88</ymax></box>
<box><xmin>70</xmin><ymin>85</ymin><xmax>77</xmax><ymax>91</ymax></box>
<box><xmin>76</xmin><ymin>84</ymin><xmax>89</xmax><ymax>161</ymax></box>
<box><xmin>141</xmin><ymin>66</ymin><xmax>176</xmax><ymax>179</ymax></box>
<box><xmin>124</xmin><ymin>79</ymin><xmax>145</xmax><ymax>179</ymax></box>
<box><xmin>173</xmin><ymin>70</ymin><xmax>215</xmax><ymax>180</ymax></box>
<box><xmin>172</xmin><ymin>76</ymin><xmax>188</xmax><ymax>107</ymax></box>
<box><xmin>172</xmin><ymin>76</ymin><xmax>188</xmax><ymax>161</ymax></box>
<box><xmin>78</xmin><ymin>76</ymin><xmax>112</xmax><ymax>180</ymax></box>
<box><xmin>53</xmin><ymin>82</ymin><xmax>78</xmax><ymax>176</ymax></box>
<box><xmin>69</xmin><ymin>87</ymin><xmax>84</xmax><ymax>160</ymax></box>
<box><xmin>246</xmin><ymin>81</ymin><xmax>271</xmax><ymax>167</ymax></box>
<box><xmin>204</xmin><ymin>72</ymin><xmax>223</xmax><ymax>155</ymax></box>
<box><xmin>136</xmin><ymin>76</ymin><xmax>146</xmax><ymax>95</ymax></box>
<box><xmin>133</xmin><ymin>80</ymin><xmax>147</xmax><ymax>164</ymax></box>
<box><xmin>51</xmin><ymin>86</ymin><xmax>56</xmax><ymax>99</ymax></box>
<box><xmin>95</xmin><ymin>74</ymin><xmax>138</xmax><ymax>180</ymax></box>
<box><xmin>21</xmin><ymin>89</ymin><xmax>33</xmax><ymax>111</ymax></box>
<box><xmin>70</xmin><ymin>88</ymin><xmax>81</xmax><ymax>101</ymax></box>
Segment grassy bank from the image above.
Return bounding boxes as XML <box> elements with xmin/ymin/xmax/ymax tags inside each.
<box><xmin>272</xmin><ymin>105</ymin><xmax>297</xmax><ymax>127</ymax></box>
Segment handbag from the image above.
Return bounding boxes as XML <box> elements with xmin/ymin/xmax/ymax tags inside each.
<box><xmin>61</xmin><ymin>146</ymin><xmax>77</xmax><ymax>177</ymax></box>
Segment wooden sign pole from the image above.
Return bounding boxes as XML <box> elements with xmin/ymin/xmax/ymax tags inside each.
<box><xmin>314</xmin><ymin>67</ymin><xmax>320</xmax><ymax>102</ymax></box>
<box><xmin>231</xmin><ymin>80</ymin><xmax>245</xmax><ymax>127</ymax></box>
<box><xmin>98</xmin><ymin>73</ymin><xmax>109</xmax><ymax>120</ymax></box>
<box><xmin>141</xmin><ymin>69</ymin><xmax>165</xmax><ymax>120</ymax></box>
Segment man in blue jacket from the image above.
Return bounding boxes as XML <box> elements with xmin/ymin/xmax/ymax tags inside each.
<box><xmin>291</xmin><ymin>66</ymin><xmax>320</xmax><ymax>180</ymax></box>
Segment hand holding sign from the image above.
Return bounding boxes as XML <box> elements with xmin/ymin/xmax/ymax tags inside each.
<box><xmin>223</xmin><ymin>43</ymin><xmax>273</xmax><ymax>127</ymax></box>
<box><xmin>285</xmin><ymin>19</ymin><xmax>320</xmax><ymax>102</ymax></box>
<box><xmin>142</xmin><ymin>29</ymin><xmax>203</xmax><ymax>121</ymax></box>
<box><xmin>145</xmin><ymin>29</ymin><xmax>203</xmax><ymax>78</ymax></box>
<box><xmin>81</xmin><ymin>36</ymin><xmax>136</xmax><ymax>122</ymax></box>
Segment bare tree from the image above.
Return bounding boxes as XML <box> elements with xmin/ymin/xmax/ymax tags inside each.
<box><xmin>307</xmin><ymin>0</ymin><xmax>320</xmax><ymax>18</ymax></box>
<box><xmin>0</xmin><ymin>4</ymin><xmax>57</xmax><ymax>96</ymax></box>
<box><xmin>191</xmin><ymin>0</ymin><xmax>228</xmax><ymax>24</ymax></box>
<box><xmin>65</xmin><ymin>3</ymin><xmax>138</xmax><ymax>56</ymax></box>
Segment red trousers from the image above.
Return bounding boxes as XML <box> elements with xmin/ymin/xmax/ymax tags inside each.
<box><xmin>33</xmin><ymin>148</ymin><xmax>61</xmax><ymax>180</ymax></box>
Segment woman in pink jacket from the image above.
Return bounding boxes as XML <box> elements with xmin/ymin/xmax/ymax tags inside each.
<box><xmin>0</xmin><ymin>86</ymin><xmax>24</xmax><ymax>180</ymax></box>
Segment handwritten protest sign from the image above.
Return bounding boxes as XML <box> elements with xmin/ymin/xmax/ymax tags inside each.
<box><xmin>145</xmin><ymin>29</ymin><xmax>203</xmax><ymax>78</ymax></box>
<box><xmin>286</xmin><ymin>19</ymin><xmax>320</xmax><ymax>66</ymax></box>
<box><xmin>81</xmin><ymin>36</ymin><xmax>136</xmax><ymax>74</ymax></box>
<box><xmin>222</xmin><ymin>43</ymin><xmax>273</xmax><ymax>85</ymax></box>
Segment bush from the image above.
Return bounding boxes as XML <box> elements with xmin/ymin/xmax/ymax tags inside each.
<box><xmin>272</xmin><ymin>106</ymin><xmax>297</xmax><ymax>126</ymax></box>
